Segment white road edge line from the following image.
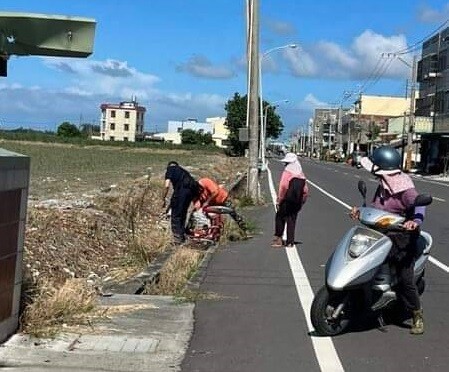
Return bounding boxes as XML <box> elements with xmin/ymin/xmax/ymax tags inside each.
<box><xmin>307</xmin><ymin>178</ymin><xmax>449</xmax><ymax>275</ymax></box>
<box><xmin>428</xmin><ymin>256</ymin><xmax>449</xmax><ymax>273</ymax></box>
<box><xmin>433</xmin><ymin>197</ymin><xmax>446</xmax><ymax>202</ymax></box>
<box><xmin>267</xmin><ymin>166</ymin><xmax>344</xmax><ymax>372</ymax></box>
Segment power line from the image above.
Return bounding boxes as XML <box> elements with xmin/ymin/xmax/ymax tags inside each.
<box><xmin>363</xmin><ymin>57</ymin><xmax>395</xmax><ymax>92</ymax></box>
<box><xmin>395</xmin><ymin>17</ymin><xmax>449</xmax><ymax>55</ymax></box>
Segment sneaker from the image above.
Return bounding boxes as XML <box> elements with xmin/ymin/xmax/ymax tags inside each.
<box><xmin>271</xmin><ymin>236</ymin><xmax>283</xmax><ymax>247</ymax></box>
<box><xmin>286</xmin><ymin>243</ymin><xmax>295</xmax><ymax>248</ymax></box>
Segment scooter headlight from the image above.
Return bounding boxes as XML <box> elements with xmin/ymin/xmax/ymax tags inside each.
<box><xmin>348</xmin><ymin>233</ymin><xmax>378</xmax><ymax>258</ymax></box>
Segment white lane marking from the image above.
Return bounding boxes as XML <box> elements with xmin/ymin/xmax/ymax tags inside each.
<box><xmin>267</xmin><ymin>166</ymin><xmax>344</xmax><ymax>372</ymax></box>
<box><xmin>306</xmin><ymin>179</ymin><xmax>352</xmax><ymax>210</ymax></box>
<box><xmin>411</xmin><ymin>176</ymin><xmax>449</xmax><ymax>188</ymax></box>
<box><xmin>306</xmin><ymin>178</ymin><xmax>449</xmax><ymax>275</ymax></box>
<box><xmin>433</xmin><ymin>197</ymin><xmax>446</xmax><ymax>202</ymax></box>
<box><xmin>429</xmin><ymin>256</ymin><xmax>449</xmax><ymax>273</ymax></box>
<box><xmin>354</xmin><ymin>175</ymin><xmax>361</xmax><ymax>179</ymax></box>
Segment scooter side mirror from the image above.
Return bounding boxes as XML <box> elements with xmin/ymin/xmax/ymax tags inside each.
<box><xmin>358</xmin><ymin>180</ymin><xmax>367</xmax><ymax>198</ymax></box>
<box><xmin>414</xmin><ymin>194</ymin><xmax>433</xmax><ymax>207</ymax></box>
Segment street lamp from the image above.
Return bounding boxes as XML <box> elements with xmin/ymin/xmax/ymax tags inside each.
<box><xmin>261</xmin><ymin>99</ymin><xmax>289</xmax><ymax>165</ymax></box>
<box><xmin>259</xmin><ymin>43</ymin><xmax>298</xmax><ymax>167</ymax></box>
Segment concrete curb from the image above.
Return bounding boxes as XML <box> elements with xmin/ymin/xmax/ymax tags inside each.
<box><xmin>102</xmin><ymin>247</ymin><xmax>176</xmax><ymax>295</ymax></box>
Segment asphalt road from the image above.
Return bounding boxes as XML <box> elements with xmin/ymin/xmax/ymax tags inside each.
<box><xmin>182</xmin><ymin>158</ymin><xmax>449</xmax><ymax>372</ymax></box>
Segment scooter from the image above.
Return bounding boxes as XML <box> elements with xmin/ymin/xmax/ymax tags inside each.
<box><xmin>186</xmin><ymin>205</ymin><xmax>235</xmax><ymax>245</ymax></box>
<box><xmin>310</xmin><ymin>180</ymin><xmax>433</xmax><ymax>336</ymax></box>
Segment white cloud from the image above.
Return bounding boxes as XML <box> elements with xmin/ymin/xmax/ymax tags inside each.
<box><xmin>316</xmin><ymin>41</ymin><xmax>357</xmax><ymax>70</ymax></box>
<box><xmin>0</xmin><ymin>58</ymin><xmax>227</xmax><ymax>130</ymax></box>
<box><xmin>417</xmin><ymin>3</ymin><xmax>449</xmax><ymax>23</ymax></box>
<box><xmin>283</xmin><ymin>29</ymin><xmax>409</xmax><ymax>80</ymax></box>
<box><xmin>265</xmin><ymin>19</ymin><xmax>296</xmax><ymax>36</ymax></box>
<box><xmin>176</xmin><ymin>55</ymin><xmax>235</xmax><ymax>79</ymax></box>
<box><xmin>44</xmin><ymin>58</ymin><xmax>160</xmax><ymax>100</ymax></box>
<box><xmin>283</xmin><ymin>47</ymin><xmax>318</xmax><ymax>76</ymax></box>
<box><xmin>297</xmin><ymin>93</ymin><xmax>329</xmax><ymax>110</ymax></box>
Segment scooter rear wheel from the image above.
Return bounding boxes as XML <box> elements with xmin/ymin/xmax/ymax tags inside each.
<box><xmin>311</xmin><ymin>286</ymin><xmax>351</xmax><ymax>336</ymax></box>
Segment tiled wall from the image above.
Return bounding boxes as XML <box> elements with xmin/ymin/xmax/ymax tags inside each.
<box><xmin>0</xmin><ymin>150</ymin><xmax>30</xmax><ymax>343</ymax></box>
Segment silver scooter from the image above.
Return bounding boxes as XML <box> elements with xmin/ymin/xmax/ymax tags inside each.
<box><xmin>310</xmin><ymin>180</ymin><xmax>433</xmax><ymax>336</ymax></box>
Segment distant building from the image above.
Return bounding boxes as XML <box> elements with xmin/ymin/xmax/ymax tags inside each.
<box><xmin>207</xmin><ymin>117</ymin><xmax>229</xmax><ymax>148</ymax></box>
<box><xmin>98</xmin><ymin>99</ymin><xmax>146</xmax><ymax>142</ymax></box>
<box><xmin>342</xmin><ymin>94</ymin><xmax>410</xmax><ymax>153</ymax></box>
<box><xmin>154</xmin><ymin>117</ymin><xmax>229</xmax><ymax>147</ymax></box>
<box><xmin>313</xmin><ymin>108</ymin><xmax>340</xmax><ymax>151</ymax></box>
<box><xmin>167</xmin><ymin>118</ymin><xmax>213</xmax><ymax>134</ymax></box>
<box><xmin>416</xmin><ymin>27</ymin><xmax>449</xmax><ymax>173</ymax></box>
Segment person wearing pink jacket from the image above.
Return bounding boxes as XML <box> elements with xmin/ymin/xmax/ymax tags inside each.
<box><xmin>272</xmin><ymin>153</ymin><xmax>309</xmax><ymax>248</ymax></box>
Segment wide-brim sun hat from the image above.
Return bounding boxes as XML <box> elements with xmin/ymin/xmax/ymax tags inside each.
<box><xmin>360</xmin><ymin>156</ymin><xmax>401</xmax><ymax>175</ymax></box>
<box><xmin>280</xmin><ymin>152</ymin><xmax>298</xmax><ymax>163</ymax></box>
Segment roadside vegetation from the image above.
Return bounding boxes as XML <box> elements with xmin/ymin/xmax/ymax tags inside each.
<box><xmin>0</xmin><ymin>139</ymin><xmax>248</xmax><ymax>336</ymax></box>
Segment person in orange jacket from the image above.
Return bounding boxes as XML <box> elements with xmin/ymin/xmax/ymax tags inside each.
<box><xmin>193</xmin><ymin>177</ymin><xmax>246</xmax><ymax>230</ymax></box>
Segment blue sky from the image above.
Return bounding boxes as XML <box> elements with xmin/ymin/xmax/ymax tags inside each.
<box><xmin>1</xmin><ymin>0</ymin><xmax>449</xmax><ymax>136</ymax></box>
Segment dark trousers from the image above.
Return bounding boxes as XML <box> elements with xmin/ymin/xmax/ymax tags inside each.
<box><xmin>388</xmin><ymin>231</ymin><xmax>421</xmax><ymax>311</ymax></box>
<box><xmin>170</xmin><ymin>188</ymin><xmax>193</xmax><ymax>243</ymax></box>
<box><xmin>274</xmin><ymin>201</ymin><xmax>302</xmax><ymax>245</ymax></box>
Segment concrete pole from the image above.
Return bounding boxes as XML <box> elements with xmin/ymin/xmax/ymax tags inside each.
<box><xmin>247</xmin><ymin>0</ymin><xmax>260</xmax><ymax>200</ymax></box>
<box><xmin>406</xmin><ymin>55</ymin><xmax>417</xmax><ymax>172</ymax></box>
<box><xmin>261</xmin><ymin>105</ymin><xmax>268</xmax><ymax>166</ymax></box>
<box><xmin>338</xmin><ymin>106</ymin><xmax>343</xmax><ymax>154</ymax></box>
<box><xmin>310</xmin><ymin>118</ymin><xmax>314</xmax><ymax>156</ymax></box>
<box><xmin>258</xmin><ymin>56</ymin><xmax>264</xmax><ymax>162</ymax></box>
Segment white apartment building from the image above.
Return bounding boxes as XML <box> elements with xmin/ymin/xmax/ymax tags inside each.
<box><xmin>207</xmin><ymin>117</ymin><xmax>229</xmax><ymax>148</ymax></box>
<box><xmin>154</xmin><ymin>117</ymin><xmax>229</xmax><ymax>146</ymax></box>
<box><xmin>99</xmin><ymin>99</ymin><xmax>146</xmax><ymax>142</ymax></box>
<box><xmin>167</xmin><ymin>119</ymin><xmax>213</xmax><ymax>134</ymax></box>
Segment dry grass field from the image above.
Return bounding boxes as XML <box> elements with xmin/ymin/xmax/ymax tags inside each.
<box><xmin>0</xmin><ymin>140</ymin><xmax>247</xmax><ymax>336</ymax></box>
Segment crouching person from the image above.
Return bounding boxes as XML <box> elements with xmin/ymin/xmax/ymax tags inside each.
<box><xmin>193</xmin><ymin>177</ymin><xmax>246</xmax><ymax>231</ymax></box>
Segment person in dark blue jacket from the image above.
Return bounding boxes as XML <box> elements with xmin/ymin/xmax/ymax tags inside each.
<box><xmin>162</xmin><ymin>161</ymin><xmax>200</xmax><ymax>244</ymax></box>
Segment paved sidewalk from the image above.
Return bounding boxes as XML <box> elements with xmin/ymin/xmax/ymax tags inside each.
<box><xmin>0</xmin><ymin>295</ymin><xmax>193</xmax><ymax>372</ymax></box>
<box><xmin>412</xmin><ymin>173</ymin><xmax>449</xmax><ymax>182</ymax></box>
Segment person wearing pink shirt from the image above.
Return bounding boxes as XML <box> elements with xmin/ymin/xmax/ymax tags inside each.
<box><xmin>271</xmin><ymin>153</ymin><xmax>309</xmax><ymax>248</ymax></box>
<box><xmin>351</xmin><ymin>146</ymin><xmax>425</xmax><ymax>335</ymax></box>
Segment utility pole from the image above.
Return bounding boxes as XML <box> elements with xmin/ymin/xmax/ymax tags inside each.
<box><xmin>309</xmin><ymin>118</ymin><xmax>314</xmax><ymax>157</ymax></box>
<box><xmin>338</xmin><ymin>105</ymin><xmax>343</xmax><ymax>155</ymax></box>
<box><xmin>406</xmin><ymin>55</ymin><xmax>417</xmax><ymax>172</ymax></box>
<box><xmin>246</xmin><ymin>0</ymin><xmax>260</xmax><ymax>200</ymax></box>
<box><xmin>401</xmin><ymin>112</ymin><xmax>407</xmax><ymax>170</ymax></box>
<box><xmin>357</xmin><ymin>93</ymin><xmax>362</xmax><ymax>151</ymax></box>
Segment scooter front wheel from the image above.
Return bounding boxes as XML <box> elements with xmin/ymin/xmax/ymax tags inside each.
<box><xmin>311</xmin><ymin>286</ymin><xmax>351</xmax><ymax>336</ymax></box>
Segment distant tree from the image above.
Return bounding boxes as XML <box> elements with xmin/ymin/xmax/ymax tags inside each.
<box><xmin>224</xmin><ymin>93</ymin><xmax>247</xmax><ymax>156</ymax></box>
<box><xmin>181</xmin><ymin>129</ymin><xmax>214</xmax><ymax>145</ymax></box>
<box><xmin>224</xmin><ymin>92</ymin><xmax>284</xmax><ymax>156</ymax></box>
<box><xmin>57</xmin><ymin>122</ymin><xmax>81</xmax><ymax>138</ymax></box>
<box><xmin>201</xmin><ymin>132</ymin><xmax>213</xmax><ymax>145</ymax></box>
<box><xmin>181</xmin><ymin>129</ymin><xmax>199</xmax><ymax>144</ymax></box>
<box><xmin>262</xmin><ymin>102</ymin><xmax>284</xmax><ymax>139</ymax></box>
<box><xmin>80</xmin><ymin>123</ymin><xmax>101</xmax><ymax>136</ymax></box>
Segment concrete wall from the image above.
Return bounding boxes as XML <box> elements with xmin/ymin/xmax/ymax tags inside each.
<box><xmin>0</xmin><ymin>149</ymin><xmax>30</xmax><ymax>343</ymax></box>
<box><xmin>359</xmin><ymin>95</ymin><xmax>410</xmax><ymax>117</ymax></box>
<box><xmin>207</xmin><ymin>117</ymin><xmax>229</xmax><ymax>148</ymax></box>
